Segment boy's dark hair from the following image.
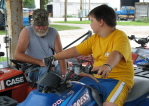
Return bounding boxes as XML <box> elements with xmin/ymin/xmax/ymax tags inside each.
<box><xmin>88</xmin><ymin>4</ymin><xmax>116</xmax><ymax>27</ymax></box>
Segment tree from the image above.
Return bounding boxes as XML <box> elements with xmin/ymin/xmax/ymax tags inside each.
<box><xmin>23</xmin><ymin>0</ymin><xmax>35</xmax><ymax>8</ymax></box>
<box><xmin>40</xmin><ymin>0</ymin><xmax>53</xmax><ymax>9</ymax></box>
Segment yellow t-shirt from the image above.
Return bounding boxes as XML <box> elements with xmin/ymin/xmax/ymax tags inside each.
<box><xmin>76</xmin><ymin>29</ymin><xmax>134</xmax><ymax>87</ymax></box>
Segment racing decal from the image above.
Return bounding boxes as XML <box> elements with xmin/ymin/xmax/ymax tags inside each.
<box><xmin>71</xmin><ymin>91</ymin><xmax>89</xmax><ymax>106</ymax></box>
<box><xmin>134</xmin><ymin>49</ymin><xmax>149</xmax><ymax>65</ymax></box>
<box><xmin>68</xmin><ymin>90</ymin><xmax>74</xmax><ymax>95</ymax></box>
<box><xmin>60</xmin><ymin>94</ymin><xmax>73</xmax><ymax>106</ymax></box>
<box><xmin>3</xmin><ymin>74</ymin><xmax>27</xmax><ymax>89</ymax></box>
<box><xmin>60</xmin><ymin>86</ymin><xmax>90</xmax><ymax>106</ymax></box>
<box><xmin>0</xmin><ymin>80</ymin><xmax>5</xmax><ymax>90</ymax></box>
<box><xmin>52</xmin><ymin>99</ymin><xmax>64</xmax><ymax>106</ymax></box>
<box><xmin>134</xmin><ymin>59</ymin><xmax>148</xmax><ymax>65</ymax></box>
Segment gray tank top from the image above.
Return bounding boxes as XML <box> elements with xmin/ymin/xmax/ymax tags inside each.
<box><xmin>25</xmin><ymin>26</ymin><xmax>57</xmax><ymax>60</ymax></box>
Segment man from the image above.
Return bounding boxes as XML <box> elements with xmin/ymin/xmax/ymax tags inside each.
<box><xmin>43</xmin><ymin>5</ymin><xmax>134</xmax><ymax>106</ymax></box>
<box><xmin>14</xmin><ymin>9</ymin><xmax>67</xmax><ymax>84</ymax></box>
<box><xmin>28</xmin><ymin>10</ymin><xmax>33</xmax><ymax>25</ymax></box>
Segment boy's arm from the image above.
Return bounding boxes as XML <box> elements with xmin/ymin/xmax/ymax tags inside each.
<box><xmin>91</xmin><ymin>50</ymin><xmax>123</xmax><ymax>78</ymax></box>
<box><xmin>105</xmin><ymin>50</ymin><xmax>123</xmax><ymax>69</ymax></box>
<box><xmin>54</xmin><ymin>47</ymin><xmax>81</xmax><ymax>60</ymax></box>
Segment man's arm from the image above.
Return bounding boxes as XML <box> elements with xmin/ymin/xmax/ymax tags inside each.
<box><xmin>54</xmin><ymin>33</ymin><xmax>67</xmax><ymax>75</ymax></box>
<box><xmin>14</xmin><ymin>28</ymin><xmax>44</xmax><ymax>66</ymax></box>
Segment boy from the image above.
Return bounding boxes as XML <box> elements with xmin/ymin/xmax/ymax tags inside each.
<box><xmin>43</xmin><ymin>5</ymin><xmax>134</xmax><ymax>106</ymax></box>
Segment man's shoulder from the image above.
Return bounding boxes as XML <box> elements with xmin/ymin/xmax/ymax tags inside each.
<box><xmin>25</xmin><ymin>26</ymin><xmax>32</xmax><ymax>29</ymax></box>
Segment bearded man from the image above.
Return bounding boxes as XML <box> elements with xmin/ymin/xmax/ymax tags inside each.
<box><xmin>14</xmin><ymin>9</ymin><xmax>67</xmax><ymax>87</ymax></box>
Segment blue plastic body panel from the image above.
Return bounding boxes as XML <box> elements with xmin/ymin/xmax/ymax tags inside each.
<box><xmin>17</xmin><ymin>81</ymin><xmax>98</xmax><ymax>106</ymax></box>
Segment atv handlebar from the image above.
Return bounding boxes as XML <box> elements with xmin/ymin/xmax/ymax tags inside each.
<box><xmin>68</xmin><ymin>63</ymin><xmax>98</xmax><ymax>75</ymax></box>
<box><xmin>128</xmin><ymin>35</ymin><xmax>149</xmax><ymax>47</ymax></box>
<box><xmin>10</xmin><ymin>59</ymin><xmax>39</xmax><ymax>72</ymax></box>
<box><xmin>38</xmin><ymin>57</ymin><xmax>99</xmax><ymax>93</ymax></box>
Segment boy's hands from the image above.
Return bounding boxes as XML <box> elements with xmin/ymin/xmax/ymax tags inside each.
<box><xmin>43</xmin><ymin>56</ymin><xmax>55</xmax><ymax>67</ymax></box>
<box><xmin>91</xmin><ymin>65</ymin><xmax>111</xmax><ymax>78</ymax></box>
<box><xmin>41</xmin><ymin>56</ymin><xmax>55</xmax><ymax>71</ymax></box>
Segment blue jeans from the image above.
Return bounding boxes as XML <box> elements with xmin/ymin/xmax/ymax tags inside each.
<box><xmin>27</xmin><ymin>64</ymin><xmax>61</xmax><ymax>83</ymax></box>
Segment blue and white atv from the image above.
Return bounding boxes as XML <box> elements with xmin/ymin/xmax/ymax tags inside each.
<box><xmin>17</xmin><ymin>56</ymin><xmax>149</xmax><ymax>106</ymax></box>
<box><xmin>1</xmin><ymin>33</ymin><xmax>149</xmax><ymax>106</ymax></box>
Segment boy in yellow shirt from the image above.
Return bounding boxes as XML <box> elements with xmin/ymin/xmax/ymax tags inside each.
<box><xmin>43</xmin><ymin>5</ymin><xmax>134</xmax><ymax>106</ymax></box>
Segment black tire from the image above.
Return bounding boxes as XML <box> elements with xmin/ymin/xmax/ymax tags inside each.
<box><xmin>120</xmin><ymin>18</ymin><xmax>123</xmax><ymax>21</ymax></box>
<box><xmin>125</xmin><ymin>18</ymin><xmax>128</xmax><ymax>21</ymax></box>
<box><xmin>0</xmin><ymin>11</ymin><xmax>5</xmax><ymax>30</ymax></box>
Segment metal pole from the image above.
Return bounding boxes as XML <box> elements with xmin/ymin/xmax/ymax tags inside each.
<box><xmin>63</xmin><ymin>30</ymin><xmax>92</xmax><ymax>50</ymax></box>
<box><xmin>89</xmin><ymin>0</ymin><xmax>90</xmax><ymax>10</ymax></box>
<box><xmin>80</xmin><ymin>0</ymin><xmax>82</xmax><ymax>21</ymax></box>
<box><xmin>64</xmin><ymin>0</ymin><xmax>67</xmax><ymax>22</ymax></box>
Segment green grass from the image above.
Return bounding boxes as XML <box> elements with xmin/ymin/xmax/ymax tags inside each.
<box><xmin>0</xmin><ymin>24</ymin><xmax>82</xmax><ymax>35</ymax></box>
<box><xmin>117</xmin><ymin>21</ymin><xmax>149</xmax><ymax>26</ymax></box>
<box><xmin>50</xmin><ymin>24</ymin><xmax>81</xmax><ymax>31</ymax></box>
<box><xmin>0</xmin><ymin>30</ymin><xmax>6</xmax><ymax>35</ymax></box>
<box><xmin>0</xmin><ymin>57</ymin><xmax>7</xmax><ymax>62</ymax></box>
<box><xmin>54</xmin><ymin>20</ymin><xmax>90</xmax><ymax>24</ymax></box>
<box><xmin>54</xmin><ymin>20</ymin><xmax>149</xmax><ymax>26</ymax></box>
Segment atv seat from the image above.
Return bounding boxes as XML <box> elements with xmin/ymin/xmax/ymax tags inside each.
<box><xmin>125</xmin><ymin>76</ymin><xmax>149</xmax><ymax>102</ymax></box>
<box><xmin>87</xmin><ymin>85</ymin><xmax>102</xmax><ymax>105</ymax></box>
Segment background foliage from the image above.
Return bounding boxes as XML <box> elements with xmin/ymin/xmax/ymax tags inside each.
<box><xmin>40</xmin><ymin>0</ymin><xmax>53</xmax><ymax>9</ymax></box>
<box><xmin>23</xmin><ymin>0</ymin><xmax>53</xmax><ymax>9</ymax></box>
<box><xmin>23</xmin><ymin>0</ymin><xmax>35</xmax><ymax>8</ymax></box>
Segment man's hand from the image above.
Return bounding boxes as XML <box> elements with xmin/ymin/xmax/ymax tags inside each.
<box><xmin>39</xmin><ymin>60</ymin><xmax>46</xmax><ymax>67</ymax></box>
<box><xmin>91</xmin><ymin>65</ymin><xmax>111</xmax><ymax>78</ymax></box>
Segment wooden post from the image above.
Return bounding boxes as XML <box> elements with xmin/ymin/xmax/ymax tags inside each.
<box><xmin>6</xmin><ymin>0</ymin><xmax>23</xmax><ymax>63</ymax></box>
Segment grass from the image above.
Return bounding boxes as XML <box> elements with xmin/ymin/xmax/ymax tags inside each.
<box><xmin>54</xmin><ymin>20</ymin><xmax>149</xmax><ymax>26</ymax></box>
<box><xmin>0</xmin><ymin>24</ymin><xmax>82</xmax><ymax>35</ymax></box>
<box><xmin>0</xmin><ymin>57</ymin><xmax>7</xmax><ymax>62</ymax></box>
<box><xmin>50</xmin><ymin>24</ymin><xmax>81</xmax><ymax>31</ymax></box>
<box><xmin>0</xmin><ymin>30</ymin><xmax>6</xmax><ymax>35</ymax></box>
<box><xmin>117</xmin><ymin>21</ymin><xmax>149</xmax><ymax>26</ymax></box>
<box><xmin>54</xmin><ymin>20</ymin><xmax>91</xmax><ymax>24</ymax></box>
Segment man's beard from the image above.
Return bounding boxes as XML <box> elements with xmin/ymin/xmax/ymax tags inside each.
<box><xmin>33</xmin><ymin>27</ymin><xmax>48</xmax><ymax>37</ymax></box>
